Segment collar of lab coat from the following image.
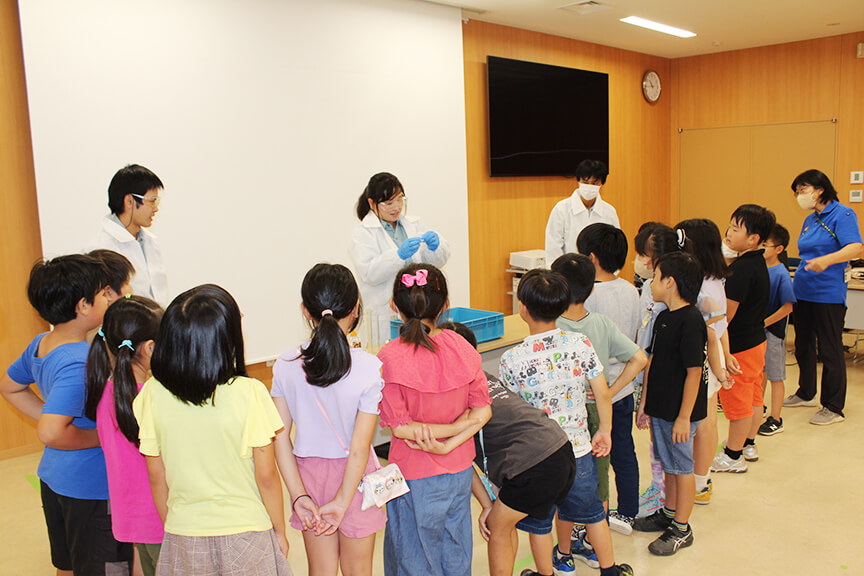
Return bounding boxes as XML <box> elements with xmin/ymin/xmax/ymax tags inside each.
<box><xmin>101</xmin><ymin>214</ymin><xmax>155</xmax><ymax>244</ymax></box>
<box><xmin>568</xmin><ymin>190</ymin><xmax>612</xmax><ymax>218</ymax></box>
<box><xmin>360</xmin><ymin>211</ymin><xmax>420</xmax><ymax>230</ymax></box>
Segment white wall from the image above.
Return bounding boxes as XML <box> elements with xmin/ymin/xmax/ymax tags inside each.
<box><xmin>20</xmin><ymin>0</ymin><xmax>469</xmax><ymax>362</ymax></box>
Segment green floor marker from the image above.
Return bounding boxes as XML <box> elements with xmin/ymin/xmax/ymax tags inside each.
<box><xmin>26</xmin><ymin>474</ymin><xmax>40</xmax><ymax>494</ymax></box>
<box><xmin>513</xmin><ymin>553</ymin><xmax>535</xmax><ymax>573</ymax></box>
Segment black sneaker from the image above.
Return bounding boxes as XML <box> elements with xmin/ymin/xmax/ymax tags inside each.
<box><xmin>521</xmin><ymin>571</ymin><xmax>551</xmax><ymax>576</ymax></box>
<box><xmin>648</xmin><ymin>524</ymin><xmax>694</xmax><ymax>556</ymax></box>
<box><xmin>613</xmin><ymin>564</ymin><xmax>635</xmax><ymax>576</ymax></box>
<box><xmin>758</xmin><ymin>416</ymin><xmax>784</xmax><ymax>436</ymax></box>
<box><xmin>632</xmin><ymin>509</ymin><xmax>672</xmax><ymax>532</ymax></box>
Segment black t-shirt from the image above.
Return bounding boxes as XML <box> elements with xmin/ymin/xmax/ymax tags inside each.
<box><xmin>725</xmin><ymin>250</ymin><xmax>770</xmax><ymax>354</ymax></box>
<box><xmin>474</xmin><ymin>373</ymin><xmax>569</xmax><ymax>486</ymax></box>
<box><xmin>645</xmin><ymin>306</ymin><xmax>708</xmax><ymax>422</ymax></box>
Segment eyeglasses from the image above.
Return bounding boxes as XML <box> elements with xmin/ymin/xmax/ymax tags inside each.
<box><xmin>379</xmin><ymin>194</ymin><xmax>406</xmax><ymax>209</ymax></box>
<box><xmin>132</xmin><ymin>194</ymin><xmax>161</xmax><ymax>207</ymax></box>
<box><xmin>762</xmin><ymin>244</ymin><xmax>778</xmax><ymax>249</ymax></box>
<box><xmin>795</xmin><ymin>185</ymin><xmax>812</xmax><ymax>194</ymax></box>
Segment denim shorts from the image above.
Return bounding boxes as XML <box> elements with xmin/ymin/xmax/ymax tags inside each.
<box><xmin>515</xmin><ymin>452</ymin><xmax>606</xmax><ymax>534</ymax></box>
<box><xmin>650</xmin><ymin>417</ymin><xmax>701</xmax><ymax>475</ymax></box>
<box><xmin>764</xmin><ymin>331</ymin><xmax>786</xmax><ymax>382</ymax></box>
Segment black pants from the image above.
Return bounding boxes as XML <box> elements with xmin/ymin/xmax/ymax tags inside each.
<box><xmin>793</xmin><ymin>300</ymin><xmax>847</xmax><ymax>415</ymax></box>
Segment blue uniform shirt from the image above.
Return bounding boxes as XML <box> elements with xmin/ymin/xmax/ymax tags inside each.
<box><xmin>766</xmin><ymin>263</ymin><xmax>796</xmax><ymax>339</ymax></box>
<box><xmin>7</xmin><ymin>334</ymin><xmax>109</xmax><ymax>500</ymax></box>
<box><xmin>794</xmin><ymin>201</ymin><xmax>862</xmax><ymax>305</ymax></box>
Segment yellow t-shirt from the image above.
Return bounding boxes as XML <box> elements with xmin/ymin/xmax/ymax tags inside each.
<box><xmin>133</xmin><ymin>375</ymin><xmax>284</xmax><ymax>536</ymax></box>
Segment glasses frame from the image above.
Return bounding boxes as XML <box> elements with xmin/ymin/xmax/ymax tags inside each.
<box><xmin>131</xmin><ymin>193</ymin><xmax>161</xmax><ymax>207</ymax></box>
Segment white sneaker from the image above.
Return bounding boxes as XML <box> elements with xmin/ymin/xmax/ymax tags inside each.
<box><xmin>809</xmin><ymin>407</ymin><xmax>845</xmax><ymax>426</ymax></box>
<box><xmin>743</xmin><ymin>444</ymin><xmax>759</xmax><ymax>462</ymax></box>
<box><xmin>608</xmin><ymin>510</ymin><xmax>634</xmax><ymax>535</ymax></box>
<box><xmin>783</xmin><ymin>394</ymin><xmax>818</xmax><ymax>407</ymax></box>
<box><xmin>711</xmin><ymin>451</ymin><xmax>748</xmax><ymax>473</ymax></box>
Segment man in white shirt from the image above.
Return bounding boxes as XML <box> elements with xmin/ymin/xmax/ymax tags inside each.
<box><xmin>87</xmin><ymin>164</ymin><xmax>168</xmax><ymax>305</ymax></box>
<box><xmin>545</xmin><ymin>159</ymin><xmax>620</xmax><ymax>267</ymax></box>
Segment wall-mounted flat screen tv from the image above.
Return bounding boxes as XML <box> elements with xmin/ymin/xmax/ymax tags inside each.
<box><xmin>487</xmin><ymin>56</ymin><xmax>609</xmax><ymax>177</ymax></box>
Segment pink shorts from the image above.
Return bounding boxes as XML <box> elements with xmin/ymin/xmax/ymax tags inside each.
<box><xmin>292</xmin><ymin>448</ymin><xmax>387</xmax><ymax>538</ymax></box>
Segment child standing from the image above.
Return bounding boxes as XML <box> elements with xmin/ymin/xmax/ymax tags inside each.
<box><xmin>377</xmin><ymin>264</ymin><xmax>492</xmax><ymax>576</ymax></box>
<box><xmin>271</xmin><ymin>264</ymin><xmax>386</xmax><ymax>576</ymax></box>
<box><xmin>551</xmin><ymin>253</ymin><xmax>647</xmax><ymax>535</ymax></box>
<box><xmin>634</xmin><ymin>252</ymin><xmax>708</xmax><ymax>556</ymax></box>
<box><xmin>759</xmin><ymin>224</ymin><xmax>796</xmax><ymax>436</ymax></box>
<box><xmin>133</xmin><ymin>284</ymin><xmax>290</xmax><ymax>575</ymax></box>
<box><xmin>88</xmin><ymin>249</ymin><xmax>135</xmax><ymax>303</ymax></box>
<box><xmin>0</xmin><ymin>255</ymin><xmax>133</xmax><ymax>575</ymax></box>
<box><xmin>500</xmin><ymin>269</ymin><xmax>633</xmax><ymax>576</ymax></box>
<box><xmin>85</xmin><ymin>296</ymin><xmax>165</xmax><ymax>576</ymax></box>
<box><xmin>712</xmin><ymin>205</ymin><xmax>775</xmax><ymax>472</ymax></box>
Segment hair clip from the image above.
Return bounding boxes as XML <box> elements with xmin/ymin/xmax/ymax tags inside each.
<box><xmin>125</xmin><ymin>294</ymin><xmax>132</xmax><ymax>299</ymax></box>
<box><xmin>321</xmin><ymin>309</ymin><xmax>333</xmax><ymax>317</ymax></box>
<box><xmin>118</xmin><ymin>340</ymin><xmax>135</xmax><ymax>352</ymax></box>
<box><xmin>401</xmin><ymin>269</ymin><xmax>428</xmax><ymax>288</ymax></box>
<box><xmin>97</xmin><ymin>327</ymin><xmax>105</xmax><ymax>339</ymax></box>
<box><xmin>676</xmin><ymin>228</ymin><xmax>687</xmax><ymax>248</ymax></box>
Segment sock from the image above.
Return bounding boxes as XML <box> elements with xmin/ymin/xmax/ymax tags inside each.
<box><xmin>556</xmin><ymin>544</ymin><xmax>571</xmax><ymax>557</ymax></box>
<box><xmin>695</xmin><ymin>473</ymin><xmax>709</xmax><ymax>492</ymax></box>
<box><xmin>662</xmin><ymin>506</ymin><xmax>675</xmax><ymax>518</ymax></box>
<box><xmin>672</xmin><ymin>519</ymin><xmax>690</xmax><ymax>532</ymax></box>
<box><xmin>600</xmin><ymin>566</ymin><xmax>619</xmax><ymax>576</ymax></box>
<box><xmin>725</xmin><ymin>446</ymin><xmax>743</xmax><ymax>460</ymax></box>
<box><xmin>744</xmin><ymin>438</ymin><xmax>755</xmax><ymax>447</ymax></box>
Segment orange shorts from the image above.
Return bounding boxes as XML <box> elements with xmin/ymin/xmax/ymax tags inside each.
<box><xmin>718</xmin><ymin>341</ymin><xmax>766</xmax><ymax>421</ymax></box>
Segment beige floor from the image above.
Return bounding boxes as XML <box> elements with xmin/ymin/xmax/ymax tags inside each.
<box><xmin>2</xmin><ymin>347</ymin><xmax>862</xmax><ymax>576</ymax></box>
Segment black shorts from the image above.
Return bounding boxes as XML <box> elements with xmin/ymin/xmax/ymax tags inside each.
<box><xmin>40</xmin><ymin>480</ymin><xmax>133</xmax><ymax>575</ymax></box>
<box><xmin>498</xmin><ymin>443</ymin><xmax>576</xmax><ymax>519</ymax></box>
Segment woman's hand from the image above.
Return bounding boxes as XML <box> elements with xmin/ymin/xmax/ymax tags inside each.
<box><xmin>421</xmin><ymin>230</ymin><xmax>440</xmax><ymax>251</ymax></box>
<box><xmin>804</xmin><ymin>256</ymin><xmax>831</xmax><ymax>273</ymax></box>
<box><xmin>397</xmin><ymin>237</ymin><xmax>422</xmax><ymax>260</ymax></box>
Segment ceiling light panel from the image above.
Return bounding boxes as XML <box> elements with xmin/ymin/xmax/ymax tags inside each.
<box><xmin>620</xmin><ymin>16</ymin><xmax>696</xmax><ymax>38</ymax></box>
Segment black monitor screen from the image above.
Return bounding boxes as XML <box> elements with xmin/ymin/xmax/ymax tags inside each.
<box><xmin>487</xmin><ymin>56</ymin><xmax>609</xmax><ymax>177</ymax></box>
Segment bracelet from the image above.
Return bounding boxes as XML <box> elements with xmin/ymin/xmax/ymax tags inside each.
<box><xmin>292</xmin><ymin>494</ymin><xmax>312</xmax><ymax>509</ymax></box>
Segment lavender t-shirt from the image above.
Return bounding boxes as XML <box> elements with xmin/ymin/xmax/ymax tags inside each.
<box><xmin>271</xmin><ymin>346</ymin><xmax>384</xmax><ymax>458</ymax></box>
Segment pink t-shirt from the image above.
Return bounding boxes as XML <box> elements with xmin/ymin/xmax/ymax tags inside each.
<box><xmin>377</xmin><ymin>330</ymin><xmax>491</xmax><ymax>481</ymax></box>
<box><xmin>271</xmin><ymin>346</ymin><xmax>384</xmax><ymax>458</ymax></box>
<box><xmin>96</xmin><ymin>381</ymin><xmax>164</xmax><ymax>544</ymax></box>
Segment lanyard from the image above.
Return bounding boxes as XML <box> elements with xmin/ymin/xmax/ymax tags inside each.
<box><xmin>478</xmin><ymin>429</ymin><xmax>497</xmax><ymax>501</ymax></box>
<box><xmin>813</xmin><ymin>213</ymin><xmax>839</xmax><ymax>244</ymax></box>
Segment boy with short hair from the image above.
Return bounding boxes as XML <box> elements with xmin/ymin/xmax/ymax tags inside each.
<box><xmin>551</xmin><ymin>253</ymin><xmax>647</xmax><ymax>534</ymax></box>
<box><xmin>500</xmin><ymin>269</ymin><xmax>633</xmax><ymax>576</ymax></box>
<box><xmin>0</xmin><ymin>254</ymin><xmax>132</xmax><ymax>575</ymax></box>
<box><xmin>758</xmin><ymin>224</ymin><xmax>796</xmax><ymax>436</ymax></box>
<box><xmin>634</xmin><ymin>252</ymin><xmax>707</xmax><ymax>556</ymax></box>
<box><xmin>712</xmin><ymin>204</ymin><xmax>776</xmax><ymax>472</ymax></box>
<box><xmin>88</xmin><ymin>249</ymin><xmax>135</xmax><ymax>304</ymax></box>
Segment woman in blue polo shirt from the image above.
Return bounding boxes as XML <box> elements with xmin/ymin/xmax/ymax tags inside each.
<box><xmin>785</xmin><ymin>170</ymin><xmax>862</xmax><ymax>425</ymax></box>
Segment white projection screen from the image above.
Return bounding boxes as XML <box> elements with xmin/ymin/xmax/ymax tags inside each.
<box><xmin>20</xmin><ymin>0</ymin><xmax>469</xmax><ymax>362</ymax></box>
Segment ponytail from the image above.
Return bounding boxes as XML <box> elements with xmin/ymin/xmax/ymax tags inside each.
<box><xmin>355</xmin><ymin>172</ymin><xmax>404</xmax><ymax>221</ymax></box>
<box><xmin>392</xmin><ymin>264</ymin><xmax>448</xmax><ymax>352</ymax></box>
<box><xmin>299</xmin><ymin>264</ymin><xmax>360</xmax><ymax>387</ymax></box>
<box><xmin>647</xmin><ymin>224</ymin><xmax>690</xmax><ymax>265</ymax></box>
<box><xmin>85</xmin><ymin>330</ymin><xmax>112</xmax><ymax>422</ymax></box>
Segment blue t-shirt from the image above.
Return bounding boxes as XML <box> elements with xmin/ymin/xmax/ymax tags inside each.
<box><xmin>7</xmin><ymin>333</ymin><xmax>109</xmax><ymax>500</ymax></box>
<box><xmin>794</xmin><ymin>201</ymin><xmax>862</xmax><ymax>304</ymax></box>
<box><xmin>766</xmin><ymin>263</ymin><xmax>796</xmax><ymax>339</ymax></box>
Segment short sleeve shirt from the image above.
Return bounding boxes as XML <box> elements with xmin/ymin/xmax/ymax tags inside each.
<box><xmin>556</xmin><ymin>313</ymin><xmax>640</xmax><ymax>404</ymax></box>
<box><xmin>795</xmin><ymin>201</ymin><xmax>863</xmax><ymax>304</ymax></box>
<box><xmin>7</xmin><ymin>334</ymin><xmax>108</xmax><ymax>499</ymax></box>
<box><xmin>766</xmin><ymin>263</ymin><xmax>796</xmax><ymax>339</ymax></box>
<box><xmin>133</xmin><ymin>376</ymin><xmax>284</xmax><ymax>536</ymax></box>
<box><xmin>725</xmin><ymin>250</ymin><xmax>770</xmax><ymax>354</ymax></box>
<box><xmin>645</xmin><ymin>306</ymin><xmax>708</xmax><ymax>423</ymax></box>
<box><xmin>499</xmin><ymin>329</ymin><xmax>602</xmax><ymax>459</ymax></box>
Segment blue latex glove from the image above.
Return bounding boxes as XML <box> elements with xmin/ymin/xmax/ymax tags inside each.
<box><xmin>422</xmin><ymin>230</ymin><xmax>440</xmax><ymax>252</ymax></box>
<box><xmin>397</xmin><ymin>237</ymin><xmax>422</xmax><ymax>260</ymax></box>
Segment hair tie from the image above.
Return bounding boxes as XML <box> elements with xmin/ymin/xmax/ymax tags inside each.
<box><xmin>676</xmin><ymin>228</ymin><xmax>687</xmax><ymax>248</ymax></box>
<box><xmin>97</xmin><ymin>327</ymin><xmax>105</xmax><ymax>339</ymax></box>
<box><xmin>401</xmin><ymin>269</ymin><xmax>428</xmax><ymax>288</ymax></box>
<box><xmin>118</xmin><ymin>340</ymin><xmax>135</xmax><ymax>352</ymax></box>
<box><xmin>321</xmin><ymin>309</ymin><xmax>333</xmax><ymax>317</ymax></box>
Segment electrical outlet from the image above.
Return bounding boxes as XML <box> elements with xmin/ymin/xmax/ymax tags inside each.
<box><xmin>851</xmin><ymin>190</ymin><xmax>863</xmax><ymax>203</ymax></box>
<box><xmin>852</xmin><ymin>171</ymin><xmax>864</xmax><ymax>184</ymax></box>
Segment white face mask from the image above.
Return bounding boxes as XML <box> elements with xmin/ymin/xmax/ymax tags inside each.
<box><xmin>797</xmin><ymin>192</ymin><xmax>818</xmax><ymax>211</ymax></box>
<box><xmin>578</xmin><ymin>183</ymin><xmax>601</xmax><ymax>201</ymax></box>
<box><xmin>721</xmin><ymin>242</ymin><xmax>739</xmax><ymax>260</ymax></box>
<box><xmin>634</xmin><ymin>259</ymin><xmax>654</xmax><ymax>280</ymax></box>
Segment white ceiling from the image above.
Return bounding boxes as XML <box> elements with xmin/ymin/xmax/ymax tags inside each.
<box><xmin>426</xmin><ymin>0</ymin><xmax>864</xmax><ymax>58</ymax></box>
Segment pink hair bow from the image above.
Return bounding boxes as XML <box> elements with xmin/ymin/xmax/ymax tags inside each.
<box><xmin>401</xmin><ymin>269</ymin><xmax>428</xmax><ymax>287</ymax></box>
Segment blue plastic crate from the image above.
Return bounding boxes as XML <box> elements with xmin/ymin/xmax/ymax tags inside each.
<box><xmin>389</xmin><ymin>307</ymin><xmax>504</xmax><ymax>343</ymax></box>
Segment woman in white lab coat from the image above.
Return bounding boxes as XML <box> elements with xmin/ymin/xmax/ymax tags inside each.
<box><xmin>87</xmin><ymin>164</ymin><xmax>168</xmax><ymax>306</ymax></box>
<box><xmin>350</xmin><ymin>172</ymin><xmax>450</xmax><ymax>345</ymax></box>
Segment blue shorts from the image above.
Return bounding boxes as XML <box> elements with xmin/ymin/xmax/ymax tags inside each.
<box><xmin>650</xmin><ymin>417</ymin><xmax>701</xmax><ymax>475</ymax></box>
<box><xmin>515</xmin><ymin>452</ymin><xmax>606</xmax><ymax>534</ymax></box>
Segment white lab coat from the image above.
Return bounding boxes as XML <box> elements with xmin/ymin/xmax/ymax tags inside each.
<box><xmin>86</xmin><ymin>215</ymin><xmax>168</xmax><ymax>306</ymax></box>
<box><xmin>349</xmin><ymin>212</ymin><xmax>450</xmax><ymax>344</ymax></box>
<box><xmin>544</xmin><ymin>190</ymin><xmax>620</xmax><ymax>268</ymax></box>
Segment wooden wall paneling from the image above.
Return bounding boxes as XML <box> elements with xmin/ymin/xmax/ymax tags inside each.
<box><xmin>838</xmin><ymin>32</ymin><xmax>864</xmax><ymax>213</ymax></box>
<box><xmin>0</xmin><ymin>0</ymin><xmax>50</xmax><ymax>458</ymax></box>
<box><xmin>463</xmin><ymin>21</ymin><xmax>672</xmax><ymax>314</ymax></box>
